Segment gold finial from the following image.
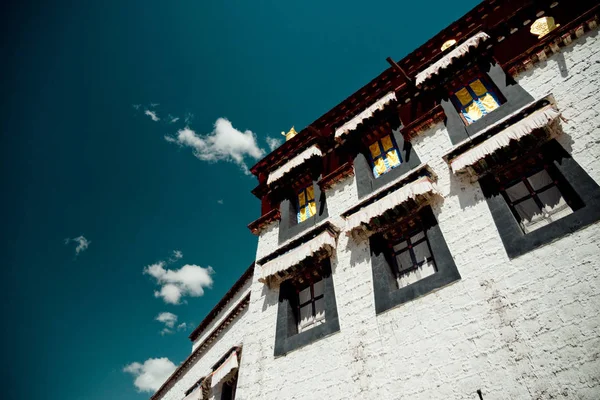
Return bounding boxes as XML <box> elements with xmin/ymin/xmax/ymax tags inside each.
<box><xmin>441</xmin><ymin>39</ymin><xmax>457</xmax><ymax>51</ymax></box>
<box><xmin>530</xmin><ymin>17</ymin><xmax>559</xmax><ymax>39</ymax></box>
<box><xmin>281</xmin><ymin>126</ymin><xmax>298</xmax><ymax>141</ymax></box>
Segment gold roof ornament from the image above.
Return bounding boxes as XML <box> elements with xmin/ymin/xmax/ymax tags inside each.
<box><xmin>530</xmin><ymin>16</ymin><xmax>559</xmax><ymax>39</ymax></box>
<box><xmin>441</xmin><ymin>39</ymin><xmax>457</xmax><ymax>51</ymax></box>
<box><xmin>281</xmin><ymin>126</ymin><xmax>298</xmax><ymax>141</ymax></box>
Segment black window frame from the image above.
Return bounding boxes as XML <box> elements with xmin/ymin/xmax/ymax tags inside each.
<box><xmin>448</xmin><ymin>74</ymin><xmax>505</xmax><ymax>126</ymax></box>
<box><xmin>274</xmin><ymin>258</ymin><xmax>340</xmax><ymax>357</ymax></box>
<box><xmin>366</xmin><ymin>133</ymin><xmax>403</xmax><ymax>179</ymax></box>
<box><xmin>389</xmin><ymin>226</ymin><xmax>437</xmax><ymax>282</ymax></box>
<box><xmin>295</xmin><ymin>278</ymin><xmax>325</xmax><ymax>333</ymax></box>
<box><xmin>220</xmin><ymin>376</ymin><xmax>237</xmax><ymax>400</ymax></box>
<box><xmin>480</xmin><ymin>139</ymin><xmax>600</xmax><ymax>259</ymax></box>
<box><xmin>370</xmin><ymin>206</ymin><xmax>461</xmax><ymax>314</ymax></box>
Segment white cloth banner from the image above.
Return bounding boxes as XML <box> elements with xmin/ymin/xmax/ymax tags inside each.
<box><xmin>334</xmin><ymin>92</ymin><xmax>397</xmax><ymax>138</ymax></box>
<box><xmin>211</xmin><ymin>351</ymin><xmax>239</xmax><ymax>388</ymax></box>
<box><xmin>345</xmin><ymin>177</ymin><xmax>437</xmax><ymax>233</ymax></box>
<box><xmin>415</xmin><ymin>32</ymin><xmax>490</xmax><ymax>86</ymax></box>
<box><xmin>267</xmin><ymin>145</ymin><xmax>322</xmax><ymax>185</ymax></box>
<box><xmin>450</xmin><ymin>105</ymin><xmax>561</xmax><ymax>173</ymax></box>
<box><xmin>260</xmin><ymin>230</ymin><xmax>337</xmax><ymax>281</ymax></box>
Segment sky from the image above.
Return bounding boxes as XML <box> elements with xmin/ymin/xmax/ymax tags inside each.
<box><xmin>0</xmin><ymin>1</ymin><xmax>480</xmax><ymax>399</ymax></box>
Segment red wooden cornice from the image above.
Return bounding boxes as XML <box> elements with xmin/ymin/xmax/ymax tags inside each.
<box><xmin>248</xmin><ymin>208</ymin><xmax>281</xmax><ymax>235</ymax></box>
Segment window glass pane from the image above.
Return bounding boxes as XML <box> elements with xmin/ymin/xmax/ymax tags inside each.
<box><xmin>313</xmin><ymin>280</ymin><xmax>324</xmax><ymax>297</ymax></box>
<box><xmin>514</xmin><ymin>198</ymin><xmax>543</xmax><ymax>222</ymax></box>
<box><xmin>380</xmin><ymin>135</ymin><xmax>394</xmax><ymax>151</ymax></box>
<box><xmin>410</xmin><ymin>231</ymin><xmax>425</xmax><ymax>243</ymax></box>
<box><xmin>305</xmin><ymin>185</ymin><xmax>315</xmax><ymax>201</ymax></box>
<box><xmin>464</xmin><ymin>102</ymin><xmax>483</xmax><ymax>122</ymax></box>
<box><xmin>386</xmin><ymin>149</ymin><xmax>401</xmax><ymax>168</ymax></box>
<box><xmin>469</xmin><ymin>79</ymin><xmax>488</xmax><ymax>97</ymax></box>
<box><xmin>538</xmin><ymin>186</ymin><xmax>572</xmax><ymax>217</ymax></box>
<box><xmin>314</xmin><ymin>298</ymin><xmax>325</xmax><ymax>321</ymax></box>
<box><xmin>412</xmin><ymin>241</ymin><xmax>432</xmax><ymax>265</ymax></box>
<box><xmin>299</xmin><ymin>304</ymin><xmax>313</xmax><ymax>328</ymax></box>
<box><xmin>395</xmin><ymin>251</ymin><xmax>414</xmax><ymax>273</ymax></box>
<box><xmin>298</xmin><ymin>286</ymin><xmax>311</xmax><ymax>305</ymax></box>
<box><xmin>373</xmin><ymin>158</ymin><xmax>388</xmax><ymax>177</ymax></box>
<box><xmin>298</xmin><ymin>206</ymin><xmax>306</xmax><ymax>223</ymax></box>
<box><xmin>527</xmin><ymin>169</ymin><xmax>553</xmax><ymax>191</ymax></box>
<box><xmin>393</xmin><ymin>240</ymin><xmax>408</xmax><ymax>252</ymax></box>
<box><xmin>455</xmin><ymin>88</ymin><xmax>473</xmax><ymax>106</ymax></box>
<box><xmin>307</xmin><ymin>201</ymin><xmax>316</xmax><ymax>218</ymax></box>
<box><xmin>505</xmin><ymin>181</ymin><xmax>529</xmax><ymax>201</ymax></box>
<box><xmin>298</xmin><ymin>191</ymin><xmax>306</xmax><ymax>206</ymax></box>
<box><xmin>369</xmin><ymin>142</ymin><xmax>381</xmax><ymax>158</ymax></box>
<box><xmin>479</xmin><ymin>94</ymin><xmax>499</xmax><ymax>113</ymax></box>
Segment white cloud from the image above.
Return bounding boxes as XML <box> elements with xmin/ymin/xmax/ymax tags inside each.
<box><xmin>144</xmin><ymin>262</ymin><xmax>214</xmax><ymax>304</ymax></box>
<box><xmin>165</xmin><ymin>118</ymin><xmax>265</xmax><ymax>174</ymax></box>
<box><xmin>155</xmin><ymin>312</ymin><xmax>177</xmax><ymax>328</ymax></box>
<box><xmin>217</xmin><ymin>199</ymin><xmax>224</xmax><ymax>205</ymax></box>
<box><xmin>177</xmin><ymin>322</ymin><xmax>188</xmax><ymax>331</ymax></box>
<box><xmin>266</xmin><ymin>136</ymin><xmax>282</xmax><ymax>151</ymax></box>
<box><xmin>169</xmin><ymin>250</ymin><xmax>183</xmax><ymax>262</ymax></box>
<box><xmin>168</xmin><ymin>115</ymin><xmax>180</xmax><ymax>124</ymax></box>
<box><xmin>150</xmin><ymin>103</ymin><xmax>160</xmax><ymax>108</ymax></box>
<box><xmin>64</xmin><ymin>235</ymin><xmax>90</xmax><ymax>255</ymax></box>
<box><xmin>145</xmin><ymin>110</ymin><xmax>160</xmax><ymax>122</ymax></box>
<box><xmin>133</xmin><ymin>104</ymin><xmax>141</xmax><ymax>110</ymax></box>
<box><xmin>123</xmin><ymin>357</ymin><xmax>177</xmax><ymax>393</ymax></box>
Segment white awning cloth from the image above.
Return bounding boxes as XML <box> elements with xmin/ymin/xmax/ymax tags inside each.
<box><xmin>335</xmin><ymin>92</ymin><xmax>397</xmax><ymax>139</ymax></box>
<box><xmin>211</xmin><ymin>351</ymin><xmax>239</xmax><ymax>388</ymax></box>
<box><xmin>267</xmin><ymin>145</ymin><xmax>322</xmax><ymax>185</ymax></box>
<box><xmin>415</xmin><ymin>32</ymin><xmax>490</xmax><ymax>86</ymax></box>
<box><xmin>260</xmin><ymin>230</ymin><xmax>337</xmax><ymax>282</ymax></box>
<box><xmin>450</xmin><ymin>104</ymin><xmax>561</xmax><ymax>173</ymax></box>
<box><xmin>345</xmin><ymin>177</ymin><xmax>438</xmax><ymax>234</ymax></box>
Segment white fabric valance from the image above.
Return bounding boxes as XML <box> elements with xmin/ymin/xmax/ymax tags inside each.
<box><xmin>183</xmin><ymin>387</ymin><xmax>203</xmax><ymax>400</ymax></box>
<box><xmin>267</xmin><ymin>145</ymin><xmax>322</xmax><ymax>185</ymax></box>
<box><xmin>335</xmin><ymin>92</ymin><xmax>397</xmax><ymax>139</ymax></box>
<box><xmin>450</xmin><ymin>105</ymin><xmax>561</xmax><ymax>173</ymax></box>
<box><xmin>345</xmin><ymin>177</ymin><xmax>438</xmax><ymax>233</ymax></box>
<box><xmin>415</xmin><ymin>32</ymin><xmax>490</xmax><ymax>86</ymax></box>
<box><xmin>211</xmin><ymin>351</ymin><xmax>239</xmax><ymax>388</ymax></box>
<box><xmin>260</xmin><ymin>230</ymin><xmax>337</xmax><ymax>282</ymax></box>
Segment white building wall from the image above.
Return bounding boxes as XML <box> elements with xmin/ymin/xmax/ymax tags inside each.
<box><xmin>234</xmin><ymin>29</ymin><xmax>600</xmax><ymax>400</ymax></box>
<box><xmin>160</xmin><ymin>299</ymin><xmax>251</xmax><ymax>400</ymax></box>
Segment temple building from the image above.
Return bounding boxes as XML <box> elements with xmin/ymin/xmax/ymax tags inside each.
<box><xmin>152</xmin><ymin>1</ymin><xmax>600</xmax><ymax>399</ymax></box>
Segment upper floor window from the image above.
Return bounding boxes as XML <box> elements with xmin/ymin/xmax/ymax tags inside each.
<box><xmin>450</xmin><ymin>77</ymin><xmax>502</xmax><ymax>125</ymax></box>
<box><xmin>297</xmin><ymin>185</ymin><xmax>316</xmax><ymax>223</ymax></box>
<box><xmin>368</xmin><ymin>134</ymin><xmax>402</xmax><ymax>178</ymax></box>
<box><xmin>390</xmin><ymin>229</ymin><xmax>437</xmax><ymax>288</ymax></box>
<box><xmin>501</xmin><ymin>165</ymin><xmax>577</xmax><ymax>234</ymax></box>
<box><xmin>296</xmin><ymin>279</ymin><xmax>325</xmax><ymax>332</ymax></box>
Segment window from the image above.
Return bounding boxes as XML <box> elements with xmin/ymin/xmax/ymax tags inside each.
<box><xmin>369</xmin><ymin>206</ymin><xmax>461</xmax><ymax>314</ymax></box>
<box><xmin>221</xmin><ymin>377</ymin><xmax>237</xmax><ymax>400</ymax></box>
<box><xmin>451</xmin><ymin>78</ymin><xmax>502</xmax><ymax>125</ymax></box>
<box><xmin>368</xmin><ymin>134</ymin><xmax>402</xmax><ymax>178</ymax></box>
<box><xmin>390</xmin><ymin>229</ymin><xmax>437</xmax><ymax>288</ymax></box>
<box><xmin>297</xmin><ymin>185</ymin><xmax>316</xmax><ymax>223</ymax></box>
<box><xmin>502</xmin><ymin>167</ymin><xmax>574</xmax><ymax>233</ymax></box>
<box><xmin>296</xmin><ymin>279</ymin><xmax>325</xmax><ymax>333</ymax></box>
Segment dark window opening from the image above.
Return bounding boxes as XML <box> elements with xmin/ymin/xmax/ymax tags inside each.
<box><xmin>449</xmin><ymin>75</ymin><xmax>504</xmax><ymax>125</ymax></box>
<box><xmin>389</xmin><ymin>228</ymin><xmax>437</xmax><ymax>288</ymax></box>
<box><xmin>221</xmin><ymin>376</ymin><xmax>237</xmax><ymax>400</ymax></box>
<box><xmin>295</xmin><ymin>278</ymin><xmax>325</xmax><ymax>333</ymax></box>
<box><xmin>367</xmin><ymin>134</ymin><xmax>402</xmax><ymax>178</ymax></box>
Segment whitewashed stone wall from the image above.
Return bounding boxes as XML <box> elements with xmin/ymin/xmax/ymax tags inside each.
<box><xmin>234</xmin><ymin>29</ymin><xmax>600</xmax><ymax>400</ymax></box>
<box><xmin>159</xmin><ymin>283</ymin><xmax>252</xmax><ymax>400</ymax></box>
<box><xmin>157</xmin><ymin>29</ymin><xmax>600</xmax><ymax>400</ymax></box>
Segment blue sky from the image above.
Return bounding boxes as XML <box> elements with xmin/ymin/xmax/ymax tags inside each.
<box><xmin>1</xmin><ymin>0</ymin><xmax>480</xmax><ymax>398</ymax></box>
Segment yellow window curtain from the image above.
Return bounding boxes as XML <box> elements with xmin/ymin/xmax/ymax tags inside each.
<box><xmin>455</xmin><ymin>88</ymin><xmax>473</xmax><ymax>106</ymax></box>
<box><xmin>369</xmin><ymin>142</ymin><xmax>381</xmax><ymax>158</ymax></box>
<box><xmin>386</xmin><ymin>149</ymin><xmax>401</xmax><ymax>168</ymax></box>
<box><xmin>470</xmin><ymin>79</ymin><xmax>499</xmax><ymax>112</ymax></box>
<box><xmin>380</xmin><ymin>135</ymin><xmax>394</xmax><ymax>151</ymax></box>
